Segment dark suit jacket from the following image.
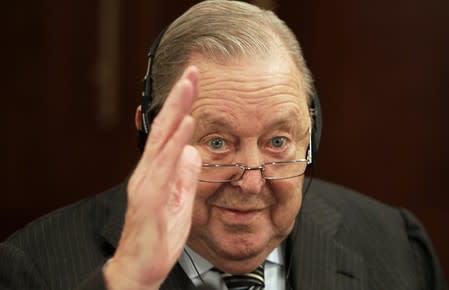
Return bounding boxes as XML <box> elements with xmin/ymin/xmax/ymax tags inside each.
<box><xmin>0</xmin><ymin>179</ymin><xmax>447</xmax><ymax>290</ymax></box>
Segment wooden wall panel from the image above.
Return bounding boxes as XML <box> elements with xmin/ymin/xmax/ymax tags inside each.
<box><xmin>277</xmin><ymin>0</ymin><xmax>449</xmax><ymax>276</ymax></box>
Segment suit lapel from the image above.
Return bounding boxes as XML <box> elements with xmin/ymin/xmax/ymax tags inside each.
<box><xmin>160</xmin><ymin>263</ymin><xmax>195</xmax><ymax>290</ymax></box>
<box><xmin>286</xmin><ymin>191</ymin><xmax>366</xmax><ymax>290</ymax></box>
<box><xmin>99</xmin><ymin>180</ymin><xmax>128</xmax><ymax>248</ymax></box>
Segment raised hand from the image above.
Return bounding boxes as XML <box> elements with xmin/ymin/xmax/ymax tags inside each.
<box><xmin>104</xmin><ymin>66</ymin><xmax>202</xmax><ymax>290</ymax></box>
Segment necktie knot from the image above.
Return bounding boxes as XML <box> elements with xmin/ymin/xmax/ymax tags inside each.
<box><xmin>215</xmin><ymin>264</ymin><xmax>265</xmax><ymax>290</ymax></box>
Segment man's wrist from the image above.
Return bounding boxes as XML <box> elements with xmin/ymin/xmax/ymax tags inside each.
<box><xmin>103</xmin><ymin>258</ymin><xmax>160</xmax><ymax>290</ymax></box>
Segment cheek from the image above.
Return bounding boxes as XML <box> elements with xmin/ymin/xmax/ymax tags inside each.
<box><xmin>191</xmin><ymin>182</ymin><xmax>221</xmax><ymax>226</ymax></box>
<box><xmin>270</xmin><ymin>178</ymin><xmax>303</xmax><ymax>231</ymax></box>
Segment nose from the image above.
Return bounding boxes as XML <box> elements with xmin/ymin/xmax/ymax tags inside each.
<box><xmin>231</xmin><ymin>165</ymin><xmax>266</xmax><ymax>194</ymax></box>
<box><xmin>231</xmin><ymin>142</ymin><xmax>265</xmax><ymax>193</ymax></box>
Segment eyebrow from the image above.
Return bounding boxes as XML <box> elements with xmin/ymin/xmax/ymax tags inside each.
<box><xmin>194</xmin><ymin>109</ymin><xmax>309</xmax><ymax>137</ymax></box>
<box><xmin>195</xmin><ymin>113</ymin><xmax>230</xmax><ymax>130</ymax></box>
<box><xmin>266</xmin><ymin>117</ymin><xmax>309</xmax><ymax>140</ymax></box>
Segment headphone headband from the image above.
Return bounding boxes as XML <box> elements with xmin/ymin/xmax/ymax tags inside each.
<box><xmin>141</xmin><ymin>27</ymin><xmax>168</xmax><ymax>134</ymax></box>
<box><xmin>138</xmin><ymin>27</ymin><xmax>322</xmax><ymax>164</ymax></box>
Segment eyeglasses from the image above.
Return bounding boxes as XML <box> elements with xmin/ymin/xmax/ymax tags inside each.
<box><xmin>199</xmin><ymin>159</ymin><xmax>309</xmax><ymax>183</ymax></box>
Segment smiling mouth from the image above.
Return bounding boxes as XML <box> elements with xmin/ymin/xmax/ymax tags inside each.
<box><xmin>215</xmin><ymin>206</ymin><xmax>264</xmax><ymax>223</ymax></box>
<box><xmin>216</xmin><ymin>205</ymin><xmax>264</xmax><ymax>213</ymax></box>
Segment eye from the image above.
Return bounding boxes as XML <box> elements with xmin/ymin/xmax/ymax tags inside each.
<box><xmin>208</xmin><ymin>138</ymin><xmax>226</xmax><ymax>150</ymax></box>
<box><xmin>270</xmin><ymin>136</ymin><xmax>287</xmax><ymax>148</ymax></box>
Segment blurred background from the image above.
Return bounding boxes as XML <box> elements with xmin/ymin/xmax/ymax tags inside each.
<box><xmin>3</xmin><ymin>0</ymin><xmax>448</xmax><ymax>277</ymax></box>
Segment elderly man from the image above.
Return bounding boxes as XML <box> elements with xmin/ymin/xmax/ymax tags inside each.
<box><xmin>1</xmin><ymin>1</ymin><xmax>447</xmax><ymax>290</ymax></box>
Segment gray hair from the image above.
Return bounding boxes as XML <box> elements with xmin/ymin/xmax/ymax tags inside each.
<box><xmin>149</xmin><ymin>0</ymin><xmax>313</xmax><ymax>113</ymax></box>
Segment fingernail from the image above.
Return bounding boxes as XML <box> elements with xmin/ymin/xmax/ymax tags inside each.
<box><xmin>185</xmin><ymin>66</ymin><xmax>199</xmax><ymax>80</ymax></box>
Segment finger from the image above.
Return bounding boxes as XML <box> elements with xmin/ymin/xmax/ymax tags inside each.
<box><xmin>132</xmin><ymin>78</ymin><xmax>193</xmax><ymax>181</ymax></box>
<box><xmin>130</xmin><ymin>66</ymin><xmax>198</xmax><ymax>190</ymax></box>
<box><xmin>165</xmin><ymin>145</ymin><xmax>201</xmax><ymax>263</ymax></box>
<box><xmin>186</xmin><ymin>67</ymin><xmax>199</xmax><ymax>103</ymax></box>
<box><xmin>148</xmin><ymin>114</ymin><xmax>196</xmax><ymax>189</ymax></box>
<box><xmin>131</xmin><ymin>113</ymin><xmax>195</xmax><ymax>209</ymax></box>
<box><xmin>167</xmin><ymin>145</ymin><xmax>202</xmax><ymax>212</ymax></box>
<box><xmin>146</xmin><ymin>66</ymin><xmax>199</xmax><ymax>155</ymax></box>
<box><xmin>178</xmin><ymin>145</ymin><xmax>202</xmax><ymax>195</ymax></box>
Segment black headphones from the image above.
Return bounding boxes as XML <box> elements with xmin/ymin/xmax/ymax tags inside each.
<box><xmin>138</xmin><ymin>27</ymin><xmax>323</xmax><ymax>164</ymax></box>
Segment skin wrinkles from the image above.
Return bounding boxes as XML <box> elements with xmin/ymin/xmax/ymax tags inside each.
<box><xmin>193</xmin><ymin>107</ymin><xmax>309</xmax><ymax>150</ymax></box>
<box><xmin>186</xmin><ymin>52</ymin><xmax>310</xmax><ymax>273</ymax></box>
<box><xmin>193</xmin><ymin>98</ymin><xmax>307</xmax><ymax>129</ymax></box>
<box><xmin>196</xmin><ymin>78</ymin><xmax>303</xmax><ymax>107</ymax></box>
<box><xmin>194</xmin><ymin>53</ymin><xmax>305</xmax><ymax>106</ymax></box>
<box><xmin>199</xmin><ymin>80</ymin><xmax>301</xmax><ymax>103</ymax></box>
<box><xmin>207</xmin><ymin>181</ymin><xmax>276</xmax><ymax>211</ymax></box>
<box><xmin>193</xmin><ymin>106</ymin><xmax>309</xmax><ymax>167</ymax></box>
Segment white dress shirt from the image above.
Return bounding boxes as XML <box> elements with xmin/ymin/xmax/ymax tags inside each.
<box><xmin>178</xmin><ymin>245</ymin><xmax>285</xmax><ymax>290</ymax></box>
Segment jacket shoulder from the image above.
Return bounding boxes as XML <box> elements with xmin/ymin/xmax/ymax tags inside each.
<box><xmin>5</xmin><ymin>184</ymin><xmax>116</xmax><ymax>248</ymax></box>
<box><xmin>306</xmin><ymin>178</ymin><xmax>447</xmax><ymax>290</ymax></box>
<box><xmin>1</xmin><ymin>182</ymin><xmax>125</xmax><ymax>289</ymax></box>
<box><xmin>307</xmin><ymin>178</ymin><xmax>407</xmax><ymax>222</ymax></box>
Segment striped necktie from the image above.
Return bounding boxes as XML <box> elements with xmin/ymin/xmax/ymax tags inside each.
<box><xmin>219</xmin><ymin>264</ymin><xmax>265</xmax><ymax>290</ymax></box>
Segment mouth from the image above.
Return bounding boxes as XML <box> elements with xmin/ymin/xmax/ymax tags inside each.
<box><xmin>215</xmin><ymin>206</ymin><xmax>265</xmax><ymax>223</ymax></box>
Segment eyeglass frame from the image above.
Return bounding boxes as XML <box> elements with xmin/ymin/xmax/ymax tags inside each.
<box><xmin>199</xmin><ymin>129</ymin><xmax>313</xmax><ymax>183</ymax></box>
<box><xmin>199</xmin><ymin>158</ymin><xmax>311</xmax><ymax>183</ymax></box>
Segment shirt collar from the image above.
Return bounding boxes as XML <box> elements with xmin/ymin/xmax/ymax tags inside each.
<box><xmin>178</xmin><ymin>245</ymin><xmax>285</xmax><ymax>280</ymax></box>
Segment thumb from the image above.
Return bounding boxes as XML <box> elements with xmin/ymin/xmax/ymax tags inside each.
<box><xmin>178</xmin><ymin>145</ymin><xmax>202</xmax><ymax>198</ymax></box>
<box><xmin>165</xmin><ymin>145</ymin><xmax>201</xmax><ymax>263</ymax></box>
<box><xmin>168</xmin><ymin>145</ymin><xmax>202</xmax><ymax>212</ymax></box>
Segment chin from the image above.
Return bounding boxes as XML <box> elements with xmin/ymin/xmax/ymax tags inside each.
<box><xmin>189</xmin><ymin>213</ymin><xmax>287</xmax><ymax>272</ymax></box>
<box><xmin>207</xmin><ymin>233</ymin><xmax>273</xmax><ymax>273</ymax></box>
<box><xmin>209</xmin><ymin>229</ymin><xmax>275</xmax><ymax>262</ymax></box>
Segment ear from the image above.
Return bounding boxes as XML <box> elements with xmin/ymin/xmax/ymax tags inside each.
<box><xmin>135</xmin><ymin>105</ymin><xmax>142</xmax><ymax>131</ymax></box>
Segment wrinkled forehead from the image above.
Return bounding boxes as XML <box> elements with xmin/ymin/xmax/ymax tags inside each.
<box><xmin>189</xmin><ymin>51</ymin><xmax>308</xmax><ymax>103</ymax></box>
<box><xmin>189</xmin><ymin>52</ymin><xmax>311</xmax><ymax>137</ymax></box>
<box><xmin>188</xmin><ymin>51</ymin><xmax>307</xmax><ymax>100</ymax></box>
